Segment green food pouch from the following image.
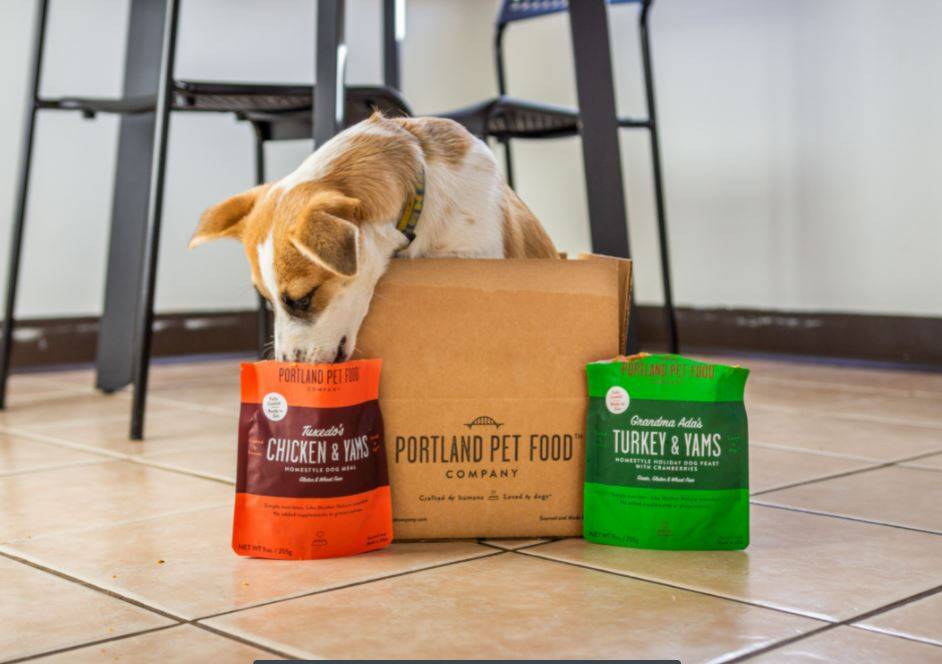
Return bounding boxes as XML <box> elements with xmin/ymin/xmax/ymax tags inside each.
<box><xmin>584</xmin><ymin>354</ymin><xmax>750</xmax><ymax>550</ymax></box>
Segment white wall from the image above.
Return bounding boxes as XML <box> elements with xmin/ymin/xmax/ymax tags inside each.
<box><xmin>1</xmin><ymin>0</ymin><xmax>940</xmax><ymax>320</ymax></box>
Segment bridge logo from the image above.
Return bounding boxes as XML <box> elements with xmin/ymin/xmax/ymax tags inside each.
<box><xmin>464</xmin><ymin>415</ymin><xmax>504</xmax><ymax>430</ymax></box>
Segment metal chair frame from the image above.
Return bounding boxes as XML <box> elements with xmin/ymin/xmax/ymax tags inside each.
<box><xmin>494</xmin><ymin>0</ymin><xmax>678</xmax><ymax>353</ymax></box>
<box><xmin>0</xmin><ymin>0</ymin><xmax>408</xmax><ymax>438</ymax></box>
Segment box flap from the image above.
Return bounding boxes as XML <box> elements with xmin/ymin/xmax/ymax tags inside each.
<box><xmin>576</xmin><ymin>253</ymin><xmax>632</xmax><ymax>353</ymax></box>
<box><xmin>355</xmin><ymin>257</ymin><xmax>629</xmax><ymax>400</ymax></box>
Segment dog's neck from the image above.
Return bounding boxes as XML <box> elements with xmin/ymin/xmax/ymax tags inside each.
<box><xmin>363</xmin><ymin>222</ymin><xmax>410</xmax><ymax>278</ymax></box>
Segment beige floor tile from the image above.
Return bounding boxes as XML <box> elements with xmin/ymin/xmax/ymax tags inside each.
<box><xmin>27</xmin><ymin>366</ymin><xmax>96</xmax><ymax>388</ymax></box>
<box><xmin>750</xmin><ymin>625</ymin><xmax>942</xmax><ymax>663</ymax></box>
<box><xmin>29</xmin><ymin>624</ymin><xmax>275</xmax><ymax>663</ymax></box>
<box><xmin>833</xmin><ymin>393</ymin><xmax>942</xmax><ymax>428</ymax></box>
<box><xmin>756</xmin><ymin>466</ymin><xmax>942</xmax><ymax>533</ymax></box>
<box><xmin>903</xmin><ymin>452</ymin><xmax>942</xmax><ymax>471</ymax></box>
<box><xmin>0</xmin><ymin>461</ymin><xmax>231</xmax><ymax>543</ymax></box>
<box><xmin>750</xmin><ymin>408</ymin><xmax>942</xmax><ymax>460</ymax></box>
<box><xmin>204</xmin><ymin>553</ymin><xmax>819</xmax><ymax>661</ymax></box>
<box><xmin>149</xmin><ymin>382</ymin><xmax>241</xmax><ymax>416</ymax></box>
<box><xmin>750</xmin><ymin>445</ymin><xmax>877</xmax><ymax>493</ymax></box>
<box><xmin>855</xmin><ymin>591</ymin><xmax>942</xmax><ymax>647</ymax></box>
<box><xmin>144</xmin><ymin>358</ymin><xmax>244</xmax><ymax>390</ymax></box>
<box><xmin>4</xmin><ymin>372</ymin><xmax>91</xmax><ymax>396</ymax></box>
<box><xmin>0</xmin><ymin>555</ymin><xmax>173</xmax><ymax>662</ymax></box>
<box><xmin>0</xmin><ymin>433</ymin><xmax>105</xmax><ymax>475</ymax></box>
<box><xmin>7</xmin><ymin>505</ymin><xmax>496</xmax><ymax>620</ymax></box>
<box><xmin>143</xmin><ymin>446</ymin><xmax>237</xmax><ymax>482</ymax></box>
<box><xmin>480</xmin><ymin>538</ymin><xmax>551</xmax><ymax>550</ymax></box>
<box><xmin>746</xmin><ymin>381</ymin><xmax>871</xmax><ymax>414</ymax></box>
<box><xmin>25</xmin><ymin>408</ymin><xmax>236</xmax><ymax>456</ymax></box>
<box><xmin>521</xmin><ymin>506</ymin><xmax>942</xmax><ymax>621</ymax></box>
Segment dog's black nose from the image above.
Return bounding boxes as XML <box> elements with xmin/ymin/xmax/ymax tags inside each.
<box><xmin>335</xmin><ymin>337</ymin><xmax>348</xmax><ymax>363</ymax></box>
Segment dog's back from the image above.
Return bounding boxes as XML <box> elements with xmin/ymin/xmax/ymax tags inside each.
<box><xmin>390</xmin><ymin>115</ymin><xmax>558</xmax><ymax>259</ymax></box>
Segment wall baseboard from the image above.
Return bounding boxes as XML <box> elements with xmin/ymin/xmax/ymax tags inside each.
<box><xmin>6</xmin><ymin>306</ymin><xmax>941</xmax><ymax>372</ymax></box>
<box><xmin>637</xmin><ymin>305</ymin><xmax>942</xmax><ymax>368</ymax></box>
<box><xmin>8</xmin><ymin>311</ymin><xmax>260</xmax><ymax>371</ymax></box>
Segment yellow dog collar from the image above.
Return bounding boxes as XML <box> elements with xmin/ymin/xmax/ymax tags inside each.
<box><xmin>396</xmin><ymin>168</ymin><xmax>425</xmax><ymax>243</ymax></box>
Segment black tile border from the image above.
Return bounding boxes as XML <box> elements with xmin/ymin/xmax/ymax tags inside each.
<box><xmin>8</xmin><ymin>305</ymin><xmax>942</xmax><ymax>372</ymax></box>
<box><xmin>637</xmin><ymin>306</ymin><xmax>942</xmax><ymax>369</ymax></box>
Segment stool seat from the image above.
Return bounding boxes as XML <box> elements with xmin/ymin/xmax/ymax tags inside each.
<box><xmin>39</xmin><ymin>81</ymin><xmax>412</xmax><ymax>126</ymax></box>
<box><xmin>440</xmin><ymin>96</ymin><xmax>580</xmax><ymax>140</ymax></box>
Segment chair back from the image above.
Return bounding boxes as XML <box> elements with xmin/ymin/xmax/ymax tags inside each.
<box><xmin>497</xmin><ymin>0</ymin><xmax>642</xmax><ymax>28</ymax></box>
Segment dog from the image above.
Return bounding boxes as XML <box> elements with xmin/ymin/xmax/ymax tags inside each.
<box><xmin>190</xmin><ymin>113</ymin><xmax>558</xmax><ymax>363</ymax></box>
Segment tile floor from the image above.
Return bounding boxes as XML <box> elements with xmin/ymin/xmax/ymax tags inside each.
<box><xmin>1</xmin><ymin>354</ymin><xmax>940</xmax><ymax>663</ymax></box>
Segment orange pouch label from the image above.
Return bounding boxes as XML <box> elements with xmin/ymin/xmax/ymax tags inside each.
<box><xmin>232</xmin><ymin>359</ymin><xmax>392</xmax><ymax>559</ymax></box>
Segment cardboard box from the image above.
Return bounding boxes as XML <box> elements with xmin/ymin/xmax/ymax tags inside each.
<box><xmin>356</xmin><ymin>255</ymin><xmax>631</xmax><ymax>539</ymax></box>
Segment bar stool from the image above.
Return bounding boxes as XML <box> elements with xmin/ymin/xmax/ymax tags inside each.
<box><xmin>441</xmin><ymin>0</ymin><xmax>679</xmax><ymax>354</ymax></box>
<box><xmin>0</xmin><ymin>0</ymin><xmax>410</xmax><ymax>438</ymax></box>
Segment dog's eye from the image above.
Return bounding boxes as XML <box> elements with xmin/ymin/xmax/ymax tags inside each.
<box><xmin>282</xmin><ymin>287</ymin><xmax>317</xmax><ymax>313</ymax></box>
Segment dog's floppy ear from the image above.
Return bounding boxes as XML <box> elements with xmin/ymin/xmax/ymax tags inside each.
<box><xmin>189</xmin><ymin>184</ymin><xmax>268</xmax><ymax>249</ymax></box>
<box><xmin>289</xmin><ymin>192</ymin><xmax>360</xmax><ymax>277</ymax></box>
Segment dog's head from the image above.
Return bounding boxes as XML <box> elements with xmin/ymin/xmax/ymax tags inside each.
<box><xmin>191</xmin><ymin>183</ymin><xmax>389</xmax><ymax>363</ymax></box>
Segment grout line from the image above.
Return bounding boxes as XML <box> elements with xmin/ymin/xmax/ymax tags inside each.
<box><xmin>188</xmin><ymin>622</ymin><xmax>301</xmax><ymax>660</ymax></box>
<box><xmin>476</xmin><ymin>538</ymin><xmax>558</xmax><ymax>552</ymax></box>
<box><xmin>749</xmin><ymin>502</ymin><xmax>942</xmax><ymax>537</ymax></box>
<box><xmin>123</xmin><ymin>455</ymin><xmax>235</xmax><ymax>486</ymax></box>
<box><xmin>0</xmin><ymin>425</ymin><xmax>236</xmax><ymax>486</ymax></box>
<box><xmin>0</xmin><ymin>502</ymin><xmax>232</xmax><ymax>547</ymax></box>
<box><xmin>0</xmin><ymin>458</ymin><xmax>112</xmax><ymax>478</ymax></box>
<box><xmin>749</xmin><ymin>447</ymin><xmax>942</xmax><ymax>498</ymax></box>
<box><xmin>144</xmin><ymin>394</ymin><xmax>234</xmax><ymax>417</ymax></box>
<box><xmin>749</xmin><ymin>463</ymin><xmax>895</xmax><ymax>497</ymax></box>
<box><xmin>197</xmin><ymin>548</ymin><xmax>506</xmax><ymax>622</ymax></box>
<box><xmin>1</xmin><ymin>625</ymin><xmax>181</xmax><ymax>664</ymax></box>
<box><xmin>0</xmin><ymin>426</ymin><xmax>146</xmax><ymax>461</ymax></box>
<box><xmin>896</xmin><ymin>461</ymin><xmax>942</xmax><ymax>473</ymax></box>
<box><xmin>849</xmin><ymin>623</ymin><xmax>942</xmax><ymax>651</ymax></box>
<box><xmin>749</xmin><ymin>439</ymin><xmax>878</xmax><ymax>461</ymax></box>
<box><xmin>478</xmin><ymin>537</ymin><xmax>565</xmax><ymax>552</ymax></box>
<box><xmin>513</xmin><ymin>547</ymin><xmax>834</xmax><ymax>623</ymax></box>
<box><xmin>0</xmin><ymin>549</ymin><xmax>186</xmax><ymax>622</ymax></box>
<box><xmin>729</xmin><ymin>583</ymin><xmax>942</xmax><ymax>662</ymax></box>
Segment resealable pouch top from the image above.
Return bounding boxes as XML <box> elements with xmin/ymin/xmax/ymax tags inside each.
<box><xmin>584</xmin><ymin>354</ymin><xmax>749</xmax><ymax>550</ymax></box>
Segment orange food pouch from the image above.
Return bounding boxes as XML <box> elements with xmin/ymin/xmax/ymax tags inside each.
<box><xmin>232</xmin><ymin>359</ymin><xmax>392</xmax><ymax>559</ymax></box>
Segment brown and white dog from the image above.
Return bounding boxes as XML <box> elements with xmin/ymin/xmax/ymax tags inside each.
<box><xmin>190</xmin><ymin>113</ymin><xmax>557</xmax><ymax>363</ymax></box>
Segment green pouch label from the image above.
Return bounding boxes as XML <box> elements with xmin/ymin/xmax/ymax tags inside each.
<box><xmin>584</xmin><ymin>355</ymin><xmax>750</xmax><ymax>550</ymax></box>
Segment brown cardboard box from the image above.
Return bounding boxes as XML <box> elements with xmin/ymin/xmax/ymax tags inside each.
<box><xmin>356</xmin><ymin>255</ymin><xmax>631</xmax><ymax>539</ymax></box>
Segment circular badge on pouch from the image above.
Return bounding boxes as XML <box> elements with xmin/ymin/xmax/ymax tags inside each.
<box><xmin>262</xmin><ymin>392</ymin><xmax>288</xmax><ymax>421</ymax></box>
<box><xmin>605</xmin><ymin>386</ymin><xmax>630</xmax><ymax>414</ymax></box>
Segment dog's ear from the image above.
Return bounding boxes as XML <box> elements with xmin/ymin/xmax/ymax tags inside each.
<box><xmin>289</xmin><ymin>192</ymin><xmax>360</xmax><ymax>277</ymax></box>
<box><xmin>189</xmin><ymin>184</ymin><xmax>268</xmax><ymax>249</ymax></box>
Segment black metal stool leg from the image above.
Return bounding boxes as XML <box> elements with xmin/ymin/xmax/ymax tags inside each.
<box><xmin>130</xmin><ymin>0</ymin><xmax>180</xmax><ymax>440</ymax></box>
<box><xmin>640</xmin><ymin>0</ymin><xmax>678</xmax><ymax>354</ymax></box>
<box><xmin>0</xmin><ymin>0</ymin><xmax>49</xmax><ymax>409</ymax></box>
<box><xmin>500</xmin><ymin>137</ymin><xmax>516</xmax><ymax>190</ymax></box>
<box><xmin>252</xmin><ymin>127</ymin><xmax>271</xmax><ymax>358</ymax></box>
